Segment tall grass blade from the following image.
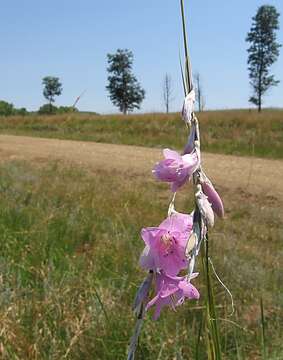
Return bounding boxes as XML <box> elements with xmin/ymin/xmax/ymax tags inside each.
<box><xmin>260</xmin><ymin>297</ymin><xmax>267</xmax><ymax>359</ymax></box>
<box><xmin>93</xmin><ymin>286</ymin><xmax>109</xmax><ymax>321</ymax></box>
<box><xmin>233</xmin><ymin>327</ymin><xmax>242</xmax><ymax>360</ymax></box>
<box><xmin>195</xmin><ymin>311</ymin><xmax>203</xmax><ymax>360</ymax></box>
<box><xmin>201</xmin><ymin>235</ymin><xmax>222</xmax><ymax>360</ymax></box>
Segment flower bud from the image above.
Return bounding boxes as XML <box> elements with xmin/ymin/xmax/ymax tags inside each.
<box><xmin>200</xmin><ymin>173</ymin><xmax>224</xmax><ymax>218</ymax></box>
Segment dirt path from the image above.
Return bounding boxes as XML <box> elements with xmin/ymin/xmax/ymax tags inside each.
<box><xmin>0</xmin><ymin>134</ymin><xmax>282</xmax><ymax>201</ymax></box>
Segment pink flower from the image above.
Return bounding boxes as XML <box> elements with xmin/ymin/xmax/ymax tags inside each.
<box><xmin>146</xmin><ymin>272</ymin><xmax>199</xmax><ymax>320</ymax></box>
<box><xmin>153</xmin><ymin>149</ymin><xmax>199</xmax><ymax>192</ymax></box>
<box><xmin>200</xmin><ymin>173</ymin><xmax>224</xmax><ymax>218</ymax></box>
<box><xmin>139</xmin><ymin>212</ymin><xmax>193</xmax><ymax>276</ymax></box>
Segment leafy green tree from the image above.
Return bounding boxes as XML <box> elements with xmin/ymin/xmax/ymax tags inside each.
<box><xmin>42</xmin><ymin>76</ymin><xmax>63</xmax><ymax>113</ymax></box>
<box><xmin>106</xmin><ymin>49</ymin><xmax>145</xmax><ymax>114</ymax></box>
<box><xmin>246</xmin><ymin>5</ymin><xmax>281</xmax><ymax>112</ymax></box>
<box><xmin>0</xmin><ymin>100</ymin><xmax>14</xmax><ymax>116</ymax></box>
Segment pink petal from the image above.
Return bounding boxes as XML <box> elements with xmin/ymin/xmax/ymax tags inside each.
<box><xmin>156</xmin><ymin>252</ymin><xmax>186</xmax><ymax>276</ymax></box>
<box><xmin>152</xmin><ymin>304</ymin><xmax>162</xmax><ymax>320</ymax></box>
<box><xmin>145</xmin><ymin>292</ymin><xmax>160</xmax><ymax>311</ymax></box>
<box><xmin>159</xmin><ymin>212</ymin><xmax>193</xmax><ymax>234</ymax></box>
<box><xmin>178</xmin><ymin>281</ymin><xmax>200</xmax><ymax>299</ymax></box>
<box><xmin>141</xmin><ymin>227</ymin><xmax>161</xmax><ymax>245</ymax></box>
<box><xmin>163</xmin><ymin>148</ymin><xmax>182</xmax><ymax>161</ymax></box>
<box><xmin>160</xmin><ymin>283</ymin><xmax>179</xmax><ymax>298</ymax></box>
<box><xmin>182</xmin><ymin>151</ymin><xmax>199</xmax><ymax>169</ymax></box>
<box><xmin>153</xmin><ymin>160</ymin><xmax>179</xmax><ymax>182</ymax></box>
<box><xmin>139</xmin><ymin>246</ymin><xmax>155</xmax><ymax>270</ymax></box>
<box><xmin>171</xmin><ymin>173</ymin><xmax>189</xmax><ymax>192</ymax></box>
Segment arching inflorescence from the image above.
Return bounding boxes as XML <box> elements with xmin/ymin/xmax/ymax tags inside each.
<box><xmin>133</xmin><ymin>89</ymin><xmax>225</xmax><ymax>321</ymax></box>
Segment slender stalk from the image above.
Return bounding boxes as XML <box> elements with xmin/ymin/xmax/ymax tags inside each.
<box><xmin>201</xmin><ymin>235</ymin><xmax>222</xmax><ymax>360</ymax></box>
<box><xmin>180</xmin><ymin>1</ymin><xmax>222</xmax><ymax>357</ymax></box>
<box><xmin>179</xmin><ymin>54</ymin><xmax>188</xmax><ymax>96</ymax></box>
<box><xmin>180</xmin><ymin>0</ymin><xmax>193</xmax><ymax>93</ymax></box>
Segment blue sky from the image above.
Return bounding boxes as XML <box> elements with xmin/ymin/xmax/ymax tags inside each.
<box><xmin>1</xmin><ymin>0</ymin><xmax>282</xmax><ymax>113</ymax></box>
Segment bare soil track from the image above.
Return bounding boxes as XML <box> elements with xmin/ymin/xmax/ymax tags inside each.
<box><xmin>0</xmin><ymin>134</ymin><xmax>282</xmax><ymax>201</ymax></box>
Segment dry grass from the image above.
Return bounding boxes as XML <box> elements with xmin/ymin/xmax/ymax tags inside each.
<box><xmin>0</xmin><ymin>109</ymin><xmax>282</xmax><ymax>158</ymax></box>
<box><xmin>0</xmin><ymin>159</ymin><xmax>282</xmax><ymax>359</ymax></box>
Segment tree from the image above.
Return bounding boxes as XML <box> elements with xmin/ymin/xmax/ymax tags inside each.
<box><xmin>0</xmin><ymin>100</ymin><xmax>14</xmax><ymax>116</ymax></box>
<box><xmin>106</xmin><ymin>49</ymin><xmax>145</xmax><ymax>114</ymax></box>
<box><xmin>42</xmin><ymin>76</ymin><xmax>63</xmax><ymax>113</ymax></box>
<box><xmin>163</xmin><ymin>74</ymin><xmax>174</xmax><ymax>113</ymax></box>
<box><xmin>246</xmin><ymin>5</ymin><xmax>281</xmax><ymax>112</ymax></box>
<box><xmin>0</xmin><ymin>101</ymin><xmax>28</xmax><ymax>116</ymax></box>
<box><xmin>194</xmin><ymin>72</ymin><xmax>205</xmax><ymax>112</ymax></box>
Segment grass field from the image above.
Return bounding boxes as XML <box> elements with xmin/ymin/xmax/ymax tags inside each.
<box><xmin>0</xmin><ymin>159</ymin><xmax>282</xmax><ymax>359</ymax></box>
<box><xmin>0</xmin><ymin>109</ymin><xmax>283</xmax><ymax>159</ymax></box>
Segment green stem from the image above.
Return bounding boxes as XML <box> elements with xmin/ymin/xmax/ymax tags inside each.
<box><xmin>201</xmin><ymin>235</ymin><xmax>222</xmax><ymax>360</ymax></box>
<box><xmin>180</xmin><ymin>0</ymin><xmax>193</xmax><ymax>94</ymax></box>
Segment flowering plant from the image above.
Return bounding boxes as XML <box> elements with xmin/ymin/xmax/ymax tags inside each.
<box><xmin>127</xmin><ymin>1</ymin><xmax>226</xmax><ymax>358</ymax></box>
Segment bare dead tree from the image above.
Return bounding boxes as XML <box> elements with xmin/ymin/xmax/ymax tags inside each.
<box><xmin>163</xmin><ymin>74</ymin><xmax>174</xmax><ymax>113</ymax></box>
<box><xmin>194</xmin><ymin>72</ymin><xmax>205</xmax><ymax>112</ymax></box>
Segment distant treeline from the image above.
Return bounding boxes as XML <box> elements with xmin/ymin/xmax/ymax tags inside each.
<box><xmin>0</xmin><ymin>100</ymin><xmax>81</xmax><ymax>116</ymax></box>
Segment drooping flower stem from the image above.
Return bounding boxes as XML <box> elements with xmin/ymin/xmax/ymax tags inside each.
<box><xmin>201</xmin><ymin>235</ymin><xmax>222</xmax><ymax>360</ymax></box>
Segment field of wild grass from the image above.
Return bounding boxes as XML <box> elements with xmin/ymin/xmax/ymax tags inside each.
<box><xmin>0</xmin><ymin>109</ymin><xmax>283</xmax><ymax>159</ymax></box>
<box><xmin>0</xmin><ymin>159</ymin><xmax>282</xmax><ymax>359</ymax></box>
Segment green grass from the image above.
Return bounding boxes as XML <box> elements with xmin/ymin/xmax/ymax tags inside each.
<box><xmin>0</xmin><ymin>109</ymin><xmax>283</xmax><ymax>159</ymax></box>
<box><xmin>0</xmin><ymin>160</ymin><xmax>282</xmax><ymax>359</ymax></box>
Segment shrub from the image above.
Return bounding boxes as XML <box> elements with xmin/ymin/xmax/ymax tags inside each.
<box><xmin>38</xmin><ymin>103</ymin><xmax>58</xmax><ymax>115</ymax></box>
<box><xmin>0</xmin><ymin>100</ymin><xmax>14</xmax><ymax>116</ymax></box>
<box><xmin>38</xmin><ymin>104</ymin><xmax>78</xmax><ymax>115</ymax></box>
<box><xmin>57</xmin><ymin>106</ymin><xmax>78</xmax><ymax>114</ymax></box>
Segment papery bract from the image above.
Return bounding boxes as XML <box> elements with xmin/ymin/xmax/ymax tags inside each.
<box><xmin>183</xmin><ymin>122</ymin><xmax>196</xmax><ymax>155</ymax></box>
<box><xmin>182</xmin><ymin>89</ymin><xmax>195</xmax><ymax>125</ymax></box>
<box><xmin>133</xmin><ymin>272</ymin><xmax>153</xmax><ymax>314</ymax></box>
<box><xmin>153</xmin><ymin>149</ymin><xmax>199</xmax><ymax>192</ymax></box>
<box><xmin>195</xmin><ymin>186</ymin><xmax>215</xmax><ymax>227</ymax></box>
<box><xmin>139</xmin><ymin>212</ymin><xmax>193</xmax><ymax>276</ymax></box>
<box><xmin>146</xmin><ymin>272</ymin><xmax>199</xmax><ymax>320</ymax></box>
